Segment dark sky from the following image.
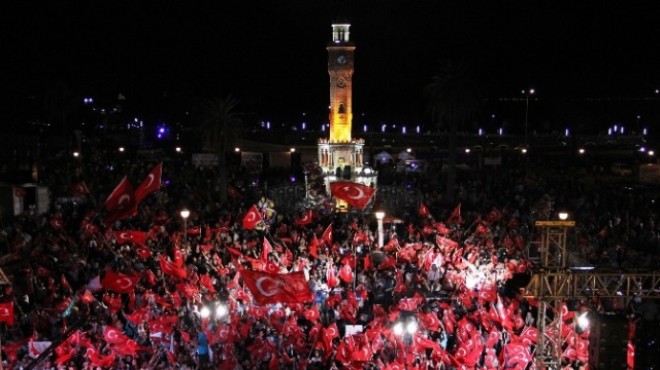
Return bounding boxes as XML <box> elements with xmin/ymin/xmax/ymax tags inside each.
<box><xmin>3</xmin><ymin>1</ymin><xmax>660</xmax><ymax>124</ymax></box>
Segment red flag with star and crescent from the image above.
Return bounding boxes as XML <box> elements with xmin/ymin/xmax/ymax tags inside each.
<box><xmin>330</xmin><ymin>181</ymin><xmax>376</xmax><ymax>210</ymax></box>
<box><xmin>0</xmin><ymin>301</ymin><xmax>14</xmax><ymax>325</ymax></box>
<box><xmin>239</xmin><ymin>269</ymin><xmax>313</xmax><ymax>305</ymax></box>
<box><xmin>70</xmin><ymin>181</ymin><xmax>90</xmax><ymax>196</ymax></box>
<box><xmin>242</xmin><ymin>204</ymin><xmax>263</xmax><ymax>230</ymax></box>
<box><xmin>135</xmin><ymin>162</ymin><xmax>162</xmax><ymax>204</ymax></box>
<box><xmin>101</xmin><ymin>270</ymin><xmax>140</xmax><ymax>294</ymax></box>
<box><xmin>103</xmin><ymin>325</ymin><xmax>131</xmax><ymax>345</ymax></box>
<box><xmin>103</xmin><ymin>177</ymin><xmax>137</xmax><ymax>225</ymax></box>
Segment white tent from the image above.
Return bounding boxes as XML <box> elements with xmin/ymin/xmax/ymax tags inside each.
<box><xmin>374</xmin><ymin>151</ymin><xmax>394</xmax><ymax>163</ymax></box>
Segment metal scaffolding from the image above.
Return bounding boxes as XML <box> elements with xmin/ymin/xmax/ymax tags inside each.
<box><xmin>527</xmin><ymin>220</ymin><xmax>660</xmax><ymax>369</ymax></box>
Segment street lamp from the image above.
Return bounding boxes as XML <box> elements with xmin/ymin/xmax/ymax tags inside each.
<box><xmin>375</xmin><ymin>210</ymin><xmax>385</xmax><ymax>249</ymax></box>
<box><xmin>180</xmin><ymin>209</ymin><xmax>190</xmax><ymax>241</ymax></box>
<box><xmin>558</xmin><ymin>212</ymin><xmax>569</xmax><ymax>221</ymax></box>
<box><xmin>523</xmin><ymin>88</ymin><xmax>535</xmax><ymax>145</ymax></box>
<box><xmin>393</xmin><ymin>318</ymin><xmax>418</xmax><ymax>366</ymax></box>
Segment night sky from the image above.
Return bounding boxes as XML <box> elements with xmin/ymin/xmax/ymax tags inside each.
<box><xmin>3</xmin><ymin>1</ymin><xmax>660</xmax><ymax>126</ymax></box>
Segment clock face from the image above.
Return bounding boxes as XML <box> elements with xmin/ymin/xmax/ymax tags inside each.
<box><xmin>336</xmin><ymin>54</ymin><xmax>347</xmax><ymax>65</ymax></box>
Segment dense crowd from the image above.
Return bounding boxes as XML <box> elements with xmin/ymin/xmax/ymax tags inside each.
<box><xmin>0</xmin><ymin>153</ymin><xmax>656</xmax><ymax>370</ymax></box>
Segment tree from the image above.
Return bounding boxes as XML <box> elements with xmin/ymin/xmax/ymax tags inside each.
<box><xmin>425</xmin><ymin>59</ymin><xmax>483</xmax><ymax>204</ymax></box>
<box><xmin>196</xmin><ymin>95</ymin><xmax>243</xmax><ymax>203</ymax></box>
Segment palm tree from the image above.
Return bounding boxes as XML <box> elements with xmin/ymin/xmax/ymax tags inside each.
<box><xmin>425</xmin><ymin>59</ymin><xmax>483</xmax><ymax>204</ymax></box>
<box><xmin>196</xmin><ymin>95</ymin><xmax>243</xmax><ymax>203</ymax></box>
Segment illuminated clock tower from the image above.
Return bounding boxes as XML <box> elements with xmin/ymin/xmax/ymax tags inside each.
<box><xmin>319</xmin><ymin>21</ymin><xmax>376</xmax><ymax>191</ymax></box>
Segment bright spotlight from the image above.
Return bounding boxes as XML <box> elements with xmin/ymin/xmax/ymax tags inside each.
<box><xmin>521</xmin><ymin>148</ymin><xmax>528</xmax><ymax>154</ymax></box>
<box><xmin>578</xmin><ymin>148</ymin><xmax>585</xmax><ymax>154</ymax></box>
<box><xmin>393</xmin><ymin>322</ymin><xmax>404</xmax><ymax>336</ymax></box>
<box><xmin>558</xmin><ymin>212</ymin><xmax>569</xmax><ymax>221</ymax></box>
<box><xmin>577</xmin><ymin>312</ymin><xmax>589</xmax><ymax>330</ymax></box>
<box><xmin>405</xmin><ymin>320</ymin><xmax>418</xmax><ymax>335</ymax></box>
<box><xmin>215</xmin><ymin>304</ymin><xmax>228</xmax><ymax>318</ymax></box>
<box><xmin>200</xmin><ymin>306</ymin><xmax>211</xmax><ymax>319</ymax></box>
<box><xmin>465</xmin><ymin>148</ymin><xmax>471</xmax><ymax>153</ymax></box>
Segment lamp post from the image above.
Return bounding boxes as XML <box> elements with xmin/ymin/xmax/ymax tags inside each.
<box><xmin>180</xmin><ymin>209</ymin><xmax>190</xmax><ymax>241</ymax></box>
<box><xmin>523</xmin><ymin>88</ymin><xmax>535</xmax><ymax>146</ymax></box>
<box><xmin>393</xmin><ymin>318</ymin><xmax>418</xmax><ymax>367</ymax></box>
<box><xmin>375</xmin><ymin>210</ymin><xmax>385</xmax><ymax>249</ymax></box>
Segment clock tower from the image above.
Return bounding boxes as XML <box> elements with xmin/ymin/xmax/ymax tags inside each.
<box><xmin>327</xmin><ymin>22</ymin><xmax>355</xmax><ymax>143</ymax></box>
<box><xmin>318</xmin><ymin>20</ymin><xmax>376</xmax><ymax>196</ymax></box>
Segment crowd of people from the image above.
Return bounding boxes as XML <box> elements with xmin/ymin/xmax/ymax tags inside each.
<box><xmin>0</xmin><ymin>152</ymin><xmax>656</xmax><ymax>370</ymax></box>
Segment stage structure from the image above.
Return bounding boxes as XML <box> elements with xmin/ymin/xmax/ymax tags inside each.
<box><xmin>318</xmin><ymin>21</ymin><xmax>376</xmax><ymax>193</ymax></box>
<box><xmin>524</xmin><ymin>220</ymin><xmax>660</xmax><ymax>369</ymax></box>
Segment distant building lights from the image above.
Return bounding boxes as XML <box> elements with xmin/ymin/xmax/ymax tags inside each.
<box><xmin>608</xmin><ymin>128</ymin><xmax>612</xmax><ymax>135</ymax></box>
<box><xmin>302</xmin><ymin>122</ymin><xmax>306</xmax><ymax>130</ymax></box>
<box><xmin>578</xmin><ymin>148</ymin><xmax>585</xmax><ymax>154</ymax></box>
<box><xmin>614</xmin><ymin>124</ymin><xmax>618</xmax><ymax>132</ymax></box>
<box><xmin>381</xmin><ymin>124</ymin><xmax>386</xmax><ymax>133</ymax></box>
<box><xmin>498</xmin><ymin>128</ymin><xmax>503</xmax><ymax>136</ymax></box>
<box><xmin>649</xmin><ymin>150</ymin><xmax>655</xmax><ymax>156</ymax></box>
<box><xmin>639</xmin><ymin>147</ymin><xmax>646</xmax><ymax>152</ymax></box>
<box><xmin>565</xmin><ymin>128</ymin><xmax>570</xmax><ymax>137</ymax></box>
<box><xmin>465</xmin><ymin>148</ymin><xmax>471</xmax><ymax>153</ymax></box>
<box><xmin>175</xmin><ymin>147</ymin><xmax>182</xmax><ymax>153</ymax></box>
<box><xmin>364</xmin><ymin>124</ymin><xmax>368</xmax><ymax>133</ymax></box>
<box><xmin>118</xmin><ymin>147</ymin><xmax>125</xmax><ymax>152</ymax></box>
<box><xmin>321</xmin><ymin>124</ymin><xmax>326</xmax><ymax>132</ymax></box>
<box><xmin>643</xmin><ymin>128</ymin><xmax>648</xmax><ymax>136</ymax></box>
<box><xmin>266</xmin><ymin>121</ymin><xmax>271</xmax><ymax>130</ymax></box>
<box><xmin>416</xmin><ymin>125</ymin><xmax>420</xmax><ymax>134</ymax></box>
<box><xmin>234</xmin><ymin>147</ymin><xmax>240</xmax><ymax>152</ymax></box>
<box><xmin>290</xmin><ymin>148</ymin><xmax>296</xmax><ymax>153</ymax></box>
<box><xmin>73</xmin><ymin>151</ymin><xmax>80</xmax><ymax>158</ymax></box>
<box><xmin>83</xmin><ymin>97</ymin><xmax>93</xmax><ymax>104</ymax></box>
<box><xmin>402</xmin><ymin>126</ymin><xmax>407</xmax><ymax>134</ymax></box>
<box><xmin>478</xmin><ymin>128</ymin><xmax>483</xmax><ymax>136</ymax></box>
<box><xmin>620</xmin><ymin>126</ymin><xmax>624</xmax><ymax>134</ymax></box>
<box><xmin>406</xmin><ymin>148</ymin><xmax>412</xmax><ymax>153</ymax></box>
<box><xmin>521</xmin><ymin>148</ymin><xmax>527</xmax><ymax>154</ymax></box>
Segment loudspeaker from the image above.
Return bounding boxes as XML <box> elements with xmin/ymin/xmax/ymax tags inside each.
<box><xmin>588</xmin><ymin>314</ymin><xmax>628</xmax><ymax>370</ymax></box>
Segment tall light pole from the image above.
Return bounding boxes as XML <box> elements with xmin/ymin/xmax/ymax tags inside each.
<box><xmin>375</xmin><ymin>210</ymin><xmax>385</xmax><ymax>249</ymax></box>
<box><xmin>180</xmin><ymin>209</ymin><xmax>190</xmax><ymax>241</ymax></box>
<box><xmin>523</xmin><ymin>88</ymin><xmax>535</xmax><ymax>146</ymax></box>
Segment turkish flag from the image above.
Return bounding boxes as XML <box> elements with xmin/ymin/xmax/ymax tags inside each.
<box><xmin>70</xmin><ymin>181</ymin><xmax>90</xmax><ymax>196</ymax></box>
<box><xmin>338</xmin><ymin>264</ymin><xmax>353</xmax><ymax>284</ymax></box>
<box><xmin>159</xmin><ymin>255</ymin><xmax>188</xmax><ymax>279</ymax></box>
<box><xmin>294</xmin><ymin>209</ymin><xmax>313</xmax><ymax>226</ymax></box>
<box><xmin>322</xmin><ymin>223</ymin><xmax>333</xmax><ymax>246</ymax></box>
<box><xmin>135</xmin><ymin>162</ymin><xmax>162</xmax><ymax>204</ymax></box>
<box><xmin>114</xmin><ymin>230</ymin><xmax>146</xmax><ymax>246</ymax></box>
<box><xmin>135</xmin><ymin>244</ymin><xmax>152</xmax><ymax>260</ymax></box>
<box><xmin>101</xmin><ymin>270</ymin><xmax>140</xmax><ymax>294</ymax></box>
<box><xmin>330</xmin><ymin>181</ymin><xmax>376</xmax><ymax>210</ymax></box>
<box><xmin>262</xmin><ymin>237</ymin><xmax>273</xmax><ymax>262</ymax></box>
<box><xmin>447</xmin><ymin>203</ymin><xmax>463</xmax><ymax>225</ymax></box>
<box><xmin>103</xmin><ymin>177</ymin><xmax>137</xmax><ymax>225</ymax></box>
<box><xmin>327</xmin><ymin>266</ymin><xmax>339</xmax><ymax>288</ymax></box>
<box><xmin>104</xmin><ymin>325</ymin><xmax>131</xmax><ymax>345</ymax></box>
<box><xmin>240</xmin><ymin>269</ymin><xmax>313</xmax><ymax>305</ymax></box>
<box><xmin>322</xmin><ymin>322</ymin><xmax>340</xmax><ymax>352</ymax></box>
<box><xmin>242</xmin><ymin>204</ymin><xmax>263</xmax><ymax>230</ymax></box>
<box><xmin>0</xmin><ymin>301</ymin><xmax>14</xmax><ymax>325</ymax></box>
<box><xmin>419</xmin><ymin>202</ymin><xmax>430</xmax><ymax>217</ymax></box>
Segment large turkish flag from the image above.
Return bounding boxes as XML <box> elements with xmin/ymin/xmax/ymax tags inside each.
<box><xmin>135</xmin><ymin>162</ymin><xmax>162</xmax><ymax>204</ymax></box>
<box><xmin>330</xmin><ymin>181</ymin><xmax>376</xmax><ymax>210</ymax></box>
<box><xmin>101</xmin><ymin>270</ymin><xmax>140</xmax><ymax>294</ymax></box>
<box><xmin>240</xmin><ymin>269</ymin><xmax>313</xmax><ymax>305</ymax></box>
